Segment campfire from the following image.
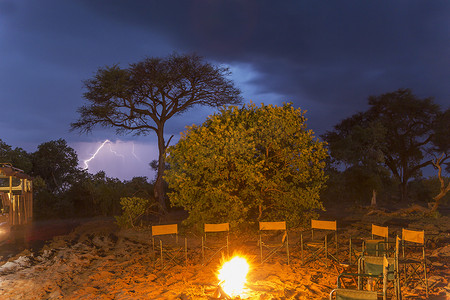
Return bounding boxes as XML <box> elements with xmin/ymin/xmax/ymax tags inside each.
<box><xmin>215</xmin><ymin>255</ymin><xmax>250</xmax><ymax>299</ymax></box>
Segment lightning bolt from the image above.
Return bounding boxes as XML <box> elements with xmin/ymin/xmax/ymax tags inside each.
<box><xmin>131</xmin><ymin>142</ymin><xmax>141</xmax><ymax>161</ymax></box>
<box><xmin>83</xmin><ymin>139</ymin><xmax>124</xmax><ymax>169</ymax></box>
<box><xmin>107</xmin><ymin>142</ymin><xmax>125</xmax><ymax>159</ymax></box>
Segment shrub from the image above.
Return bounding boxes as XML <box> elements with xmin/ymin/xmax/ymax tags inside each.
<box><xmin>115</xmin><ymin>196</ymin><xmax>149</xmax><ymax>228</ymax></box>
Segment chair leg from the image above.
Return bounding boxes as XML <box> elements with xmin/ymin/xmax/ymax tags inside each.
<box><xmin>160</xmin><ymin>240</ymin><xmax>163</xmax><ymax>268</ymax></box>
<box><xmin>226</xmin><ymin>235</ymin><xmax>229</xmax><ymax>258</ymax></box>
<box><xmin>286</xmin><ymin>234</ymin><xmax>290</xmax><ymax>265</ymax></box>
<box><xmin>349</xmin><ymin>238</ymin><xmax>352</xmax><ymax>264</ymax></box>
<box><xmin>185</xmin><ymin>237</ymin><xmax>187</xmax><ymax>266</ymax></box>
<box><xmin>301</xmin><ymin>234</ymin><xmax>304</xmax><ymax>264</ymax></box>
<box><xmin>202</xmin><ymin>236</ymin><xmax>205</xmax><ymax>262</ymax></box>
<box><xmin>259</xmin><ymin>234</ymin><xmax>263</xmax><ymax>264</ymax></box>
<box><xmin>423</xmin><ymin>248</ymin><xmax>428</xmax><ymax>298</ymax></box>
<box><xmin>335</xmin><ymin>231</ymin><xmax>338</xmax><ymax>261</ymax></box>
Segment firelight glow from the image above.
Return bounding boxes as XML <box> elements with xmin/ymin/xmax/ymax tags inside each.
<box><xmin>217</xmin><ymin>255</ymin><xmax>250</xmax><ymax>297</ymax></box>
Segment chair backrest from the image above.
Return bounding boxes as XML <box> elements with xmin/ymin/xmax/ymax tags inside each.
<box><xmin>260</xmin><ymin>221</ymin><xmax>287</xmax><ymax>244</ymax></box>
<box><xmin>152</xmin><ymin>224</ymin><xmax>178</xmax><ymax>236</ymax></box>
<box><xmin>205</xmin><ymin>223</ymin><xmax>229</xmax><ymax>233</ymax></box>
<box><xmin>372</xmin><ymin>224</ymin><xmax>388</xmax><ymax>240</ymax></box>
<box><xmin>259</xmin><ymin>221</ymin><xmax>286</xmax><ymax>231</ymax></box>
<box><xmin>311</xmin><ymin>220</ymin><xmax>336</xmax><ymax>231</ymax></box>
<box><xmin>310</xmin><ymin>220</ymin><xmax>337</xmax><ymax>245</ymax></box>
<box><xmin>402</xmin><ymin>228</ymin><xmax>424</xmax><ymax>245</ymax></box>
<box><xmin>402</xmin><ymin>228</ymin><xmax>425</xmax><ymax>261</ymax></box>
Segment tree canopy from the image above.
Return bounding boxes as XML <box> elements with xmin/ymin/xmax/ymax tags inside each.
<box><xmin>164</xmin><ymin>103</ymin><xmax>328</xmax><ymax>228</ymax></box>
<box><xmin>71</xmin><ymin>53</ymin><xmax>242</xmax><ymax>213</ymax></box>
<box><xmin>323</xmin><ymin>88</ymin><xmax>445</xmax><ymax>202</ymax></box>
<box><xmin>31</xmin><ymin>139</ymin><xmax>79</xmax><ymax>194</ymax></box>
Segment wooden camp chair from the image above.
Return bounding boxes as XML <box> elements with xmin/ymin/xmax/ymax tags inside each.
<box><xmin>152</xmin><ymin>224</ymin><xmax>187</xmax><ymax>270</ymax></box>
<box><xmin>348</xmin><ymin>224</ymin><xmax>390</xmax><ymax>265</ymax></box>
<box><xmin>330</xmin><ymin>255</ymin><xmax>392</xmax><ymax>300</ymax></box>
<box><xmin>301</xmin><ymin>220</ymin><xmax>338</xmax><ymax>267</ymax></box>
<box><xmin>364</xmin><ymin>224</ymin><xmax>390</xmax><ymax>256</ymax></box>
<box><xmin>357</xmin><ymin>236</ymin><xmax>402</xmax><ymax>300</ymax></box>
<box><xmin>360</xmin><ymin>224</ymin><xmax>391</xmax><ymax>258</ymax></box>
<box><xmin>259</xmin><ymin>221</ymin><xmax>289</xmax><ymax>264</ymax></box>
<box><xmin>399</xmin><ymin>228</ymin><xmax>428</xmax><ymax>297</ymax></box>
<box><xmin>202</xmin><ymin>222</ymin><xmax>229</xmax><ymax>265</ymax></box>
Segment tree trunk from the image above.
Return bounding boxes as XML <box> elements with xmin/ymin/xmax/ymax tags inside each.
<box><xmin>430</xmin><ymin>154</ymin><xmax>450</xmax><ymax>212</ymax></box>
<box><xmin>371</xmin><ymin>189</ymin><xmax>377</xmax><ymax>207</ymax></box>
<box><xmin>154</xmin><ymin>125</ymin><xmax>167</xmax><ymax>215</ymax></box>
<box><xmin>399</xmin><ymin>175</ymin><xmax>408</xmax><ymax>202</ymax></box>
<box><xmin>431</xmin><ymin>193</ymin><xmax>445</xmax><ymax>213</ymax></box>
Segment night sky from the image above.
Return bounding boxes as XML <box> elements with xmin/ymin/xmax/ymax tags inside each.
<box><xmin>1</xmin><ymin>0</ymin><xmax>449</xmax><ymax>180</ymax></box>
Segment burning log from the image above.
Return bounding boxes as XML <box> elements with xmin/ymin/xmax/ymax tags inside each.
<box><xmin>213</xmin><ymin>282</ymin><xmax>232</xmax><ymax>299</ymax></box>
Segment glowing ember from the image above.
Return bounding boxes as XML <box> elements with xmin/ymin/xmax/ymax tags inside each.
<box><xmin>217</xmin><ymin>255</ymin><xmax>250</xmax><ymax>297</ymax></box>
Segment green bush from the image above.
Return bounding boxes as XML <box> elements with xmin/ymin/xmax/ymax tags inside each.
<box><xmin>115</xmin><ymin>197</ymin><xmax>149</xmax><ymax>228</ymax></box>
<box><xmin>165</xmin><ymin>103</ymin><xmax>328</xmax><ymax>228</ymax></box>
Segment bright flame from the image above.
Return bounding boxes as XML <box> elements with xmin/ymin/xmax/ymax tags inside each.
<box><xmin>217</xmin><ymin>255</ymin><xmax>250</xmax><ymax>297</ymax></box>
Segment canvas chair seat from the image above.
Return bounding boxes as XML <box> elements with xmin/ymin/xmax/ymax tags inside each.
<box><xmin>330</xmin><ymin>288</ymin><xmax>378</xmax><ymax>300</ymax></box>
<box><xmin>305</xmin><ymin>240</ymin><xmax>327</xmax><ymax>247</ymax></box>
<box><xmin>398</xmin><ymin>257</ymin><xmax>422</xmax><ymax>264</ymax></box>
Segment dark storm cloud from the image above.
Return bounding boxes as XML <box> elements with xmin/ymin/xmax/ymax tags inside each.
<box><xmin>1</xmin><ymin>0</ymin><xmax>449</xmax><ymax>179</ymax></box>
<box><xmin>0</xmin><ymin>0</ymin><xmax>171</xmax><ymax>147</ymax></box>
<box><xmin>81</xmin><ymin>0</ymin><xmax>450</xmax><ymax>133</ymax></box>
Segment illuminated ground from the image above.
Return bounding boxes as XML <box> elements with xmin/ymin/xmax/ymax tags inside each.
<box><xmin>0</xmin><ymin>205</ymin><xmax>449</xmax><ymax>299</ymax></box>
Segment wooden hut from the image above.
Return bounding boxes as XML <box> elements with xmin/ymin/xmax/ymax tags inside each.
<box><xmin>0</xmin><ymin>163</ymin><xmax>33</xmax><ymax>226</ymax></box>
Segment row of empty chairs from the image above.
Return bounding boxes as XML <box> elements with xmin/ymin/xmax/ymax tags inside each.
<box><xmin>151</xmin><ymin>221</ymin><xmax>290</xmax><ymax>269</ymax></box>
<box><xmin>150</xmin><ymin>219</ymin><xmax>338</xmax><ymax>270</ymax></box>
<box><xmin>150</xmin><ymin>220</ymin><xmax>429</xmax><ymax>298</ymax></box>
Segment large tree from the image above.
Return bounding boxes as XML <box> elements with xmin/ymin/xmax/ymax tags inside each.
<box><xmin>31</xmin><ymin>139</ymin><xmax>79</xmax><ymax>194</ymax></box>
<box><xmin>71</xmin><ymin>53</ymin><xmax>242</xmax><ymax>213</ymax></box>
<box><xmin>165</xmin><ymin>103</ymin><xmax>328</xmax><ymax>228</ymax></box>
<box><xmin>324</xmin><ymin>89</ymin><xmax>443</xmax><ymax>202</ymax></box>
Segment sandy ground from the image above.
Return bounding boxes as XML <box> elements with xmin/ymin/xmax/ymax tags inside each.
<box><xmin>0</xmin><ymin>205</ymin><xmax>449</xmax><ymax>300</ymax></box>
